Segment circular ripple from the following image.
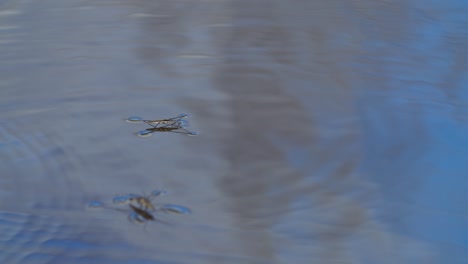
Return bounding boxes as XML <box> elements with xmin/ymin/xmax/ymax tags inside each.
<box><xmin>178</xmin><ymin>119</ymin><xmax>189</xmax><ymax>127</ymax></box>
<box><xmin>125</xmin><ymin>116</ymin><xmax>143</xmax><ymax>123</ymax></box>
<box><xmin>150</xmin><ymin>190</ymin><xmax>167</xmax><ymax>197</ymax></box>
<box><xmin>86</xmin><ymin>200</ymin><xmax>104</xmax><ymax>209</ymax></box>
<box><xmin>112</xmin><ymin>194</ymin><xmax>139</xmax><ymax>205</ymax></box>
<box><xmin>160</xmin><ymin>204</ymin><xmax>192</xmax><ymax>214</ymax></box>
<box><xmin>136</xmin><ymin>130</ymin><xmax>153</xmax><ymax>137</ymax></box>
<box><xmin>187</xmin><ymin>131</ymin><xmax>199</xmax><ymax>136</ymax></box>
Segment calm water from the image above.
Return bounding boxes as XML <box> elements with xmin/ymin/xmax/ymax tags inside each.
<box><xmin>1</xmin><ymin>0</ymin><xmax>468</xmax><ymax>263</ymax></box>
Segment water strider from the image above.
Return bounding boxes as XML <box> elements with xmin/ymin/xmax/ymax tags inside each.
<box><xmin>89</xmin><ymin>190</ymin><xmax>190</xmax><ymax>224</ymax></box>
<box><xmin>126</xmin><ymin>113</ymin><xmax>188</xmax><ymax>127</ymax></box>
<box><xmin>142</xmin><ymin>113</ymin><xmax>189</xmax><ymax>128</ymax></box>
<box><xmin>127</xmin><ymin>114</ymin><xmax>197</xmax><ymax>137</ymax></box>
<box><xmin>129</xmin><ymin>196</ymin><xmax>155</xmax><ymax>211</ymax></box>
<box><xmin>127</xmin><ymin>190</ymin><xmax>166</xmax><ymax>211</ymax></box>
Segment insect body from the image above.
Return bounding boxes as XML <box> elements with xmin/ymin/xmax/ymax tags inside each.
<box><xmin>91</xmin><ymin>189</ymin><xmax>189</xmax><ymax>225</ymax></box>
<box><xmin>129</xmin><ymin>195</ymin><xmax>155</xmax><ymax>211</ymax></box>
<box><xmin>129</xmin><ymin>204</ymin><xmax>155</xmax><ymax>221</ymax></box>
<box><xmin>143</xmin><ymin>114</ymin><xmax>188</xmax><ymax>128</ymax></box>
<box><xmin>128</xmin><ymin>113</ymin><xmax>197</xmax><ymax>137</ymax></box>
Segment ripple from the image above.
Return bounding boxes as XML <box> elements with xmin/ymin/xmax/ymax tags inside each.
<box><xmin>136</xmin><ymin>130</ymin><xmax>153</xmax><ymax>137</ymax></box>
<box><xmin>112</xmin><ymin>194</ymin><xmax>139</xmax><ymax>205</ymax></box>
<box><xmin>151</xmin><ymin>189</ymin><xmax>167</xmax><ymax>197</ymax></box>
<box><xmin>0</xmin><ymin>120</ymin><xmax>85</xmax><ymax>211</ymax></box>
<box><xmin>125</xmin><ymin>116</ymin><xmax>143</xmax><ymax>123</ymax></box>
<box><xmin>159</xmin><ymin>204</ymin><xmax>192</xmax><ymax>215</ymax></box>
<box><xmin>178</xmin><ymin>119</ymin><xmax>189</xmax><ymax>127</ymax></box>
<box><xmin>0</xmin><ymin>10</ymin><xmax>21</xmax><ymax>17</ymax></box>
<box><xmin>86</xmin><ymin>200</ymin><xmax>104</xmax><ymax>209</ymax></box>
<box><xmin>0</xmin><ymin>211</ymin><xmax>121</xmax><ymax>263</ymax></box>
<box><xmin>177</xmin><ymin>113</ymin><xmax>189</xmax><ymax>118</ymax></box>
<box><xmin>184</xmin><ymin>130</ymin><xmax>199</xmax><ymax>136</ymax></box>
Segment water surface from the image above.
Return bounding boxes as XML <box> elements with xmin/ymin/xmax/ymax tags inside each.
<box><xmin>1</xmin><ymin>0</ymin><xmax>468</xmax><ymax>263</ymax></box>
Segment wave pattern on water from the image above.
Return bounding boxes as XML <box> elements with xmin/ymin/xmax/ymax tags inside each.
<box><xmin>1</xmin><ymin>0</ymin><xmax>468</xmax><ymax>263</ymax></box>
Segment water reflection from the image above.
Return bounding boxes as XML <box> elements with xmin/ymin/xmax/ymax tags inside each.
<box><xmin>1</xmin><ymin>0</ymin><xmax>468</xmax><ymax>263</ymax></box>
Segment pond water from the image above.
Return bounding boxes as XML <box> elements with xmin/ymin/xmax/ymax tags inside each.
<box><xmin>1</xmin><ymin>0</ymin><xmax>468</xmax><ymax>263</ymax></box>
